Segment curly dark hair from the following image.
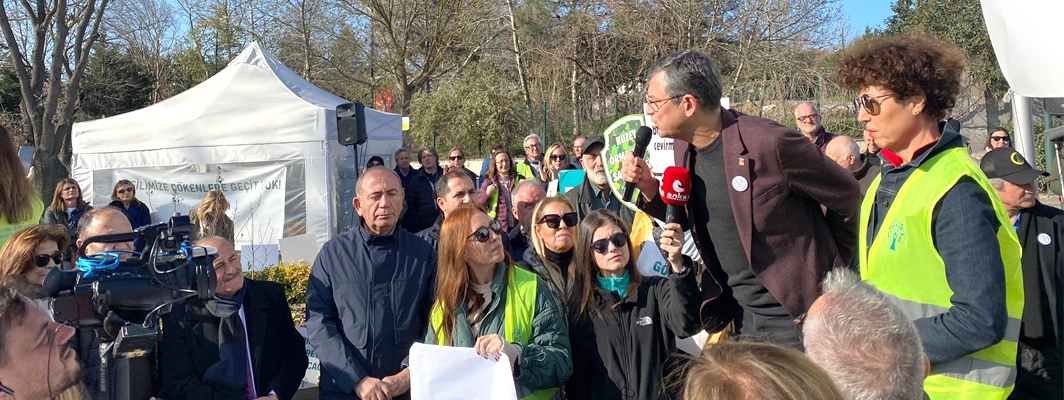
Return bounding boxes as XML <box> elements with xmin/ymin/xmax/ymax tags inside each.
<box><xmin>836</xmin><ymin>35</ymin><xmax>967</xmax><ymax>122</ymax></box>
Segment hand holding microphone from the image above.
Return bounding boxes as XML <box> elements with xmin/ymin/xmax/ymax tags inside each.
<box><xmin>621</xmin><ymin>126</ymin><xmax>655</xmax><ymax>201</ymax></box>
<box><xmin>659</xmin><ymin>166</ymin><xmax>692</xmax><ymax>273</ymax></box>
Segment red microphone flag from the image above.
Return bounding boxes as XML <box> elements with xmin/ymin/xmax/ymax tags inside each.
<box><xmin>660</xmin><ymin>166</ymin><xmax>691</xmax><ymax>207</ymax></box>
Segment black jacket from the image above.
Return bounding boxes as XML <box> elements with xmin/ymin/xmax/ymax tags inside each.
<box><xmin>566</xmin><ymin>266</ymin><xmax>702</xmax><ymax>400</ymax></box>
<box><xmin>564</xmin><ymin>178</ymin><xmax>636</xmax><ymax>226</ymax></box>
<box><xmin>40</xmin><ymin>203</ymin><xmax>93</xmax><ymax>244</ymax></box>
<box><xmin>400</xmin><ymin>171</ymin><xmax>440</xmax><ymax>233</ymax></box>
<box><xmin>158</xmin><ymin>279</ymin><xmax>309</xmax><ymax>400</ymax></box>
<box><xmin>518</xmin><ymin>249</ymin><xmax>571</xmax><ymax>319</ymax></box>
<box><xmin>1013</xmin><ymin>202</ymin><xmax>1064</xmax><ymax>398</ymax></box>
<box><xmin>306</xmin><ymin>225</ymin><xmax>436</xmax><ymax>399</ymax></box>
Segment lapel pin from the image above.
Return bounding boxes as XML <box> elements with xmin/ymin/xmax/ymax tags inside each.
<box><xmin>1038</xmin><ymin>233</ymin><xmax>1052</xmax><ymax>246</ymax></box>
<box><xmin>731</xmin><ymin>176</ymin><xmax>749</xmax><ymax>192</ymax></box>
<box><xmin>739</xmin><ymin>157</ymin><xmax>746</xmax><ymax>166</ymax></box>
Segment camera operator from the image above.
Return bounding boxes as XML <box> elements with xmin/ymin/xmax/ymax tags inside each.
<box><xmin>0</xmin><ymin>281</ymin><xmax>83</xmax><ymax>400</ymax></box>
<box><xmin>157</xmin><ymin>236</ymin><xmax>307</xmax><ymax>400</ymax></box>
<box><xmin>72</xmin><ymin>207</ymin><xmax>137</xmax><ymax>398</ymax></box>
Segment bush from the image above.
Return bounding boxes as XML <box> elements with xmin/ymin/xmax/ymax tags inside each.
<box><xmin>244</xmin><ymin>261</ymin><xmax>311</xmax><ymax>305</ymax></box>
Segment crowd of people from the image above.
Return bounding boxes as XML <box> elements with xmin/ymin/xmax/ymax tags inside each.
<box><xmin>0</xmin><ymin>34</ymin><xmax>1060</xmax><ymax>400</ymax></box>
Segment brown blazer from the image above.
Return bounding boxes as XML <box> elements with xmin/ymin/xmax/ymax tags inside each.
<box><xmin>642</xmin><ymin>109</ymin><xmax>861</xmax><ymax>330</ymax></box>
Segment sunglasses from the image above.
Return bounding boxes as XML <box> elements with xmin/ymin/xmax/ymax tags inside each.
<box><xmin>34</xmin><ymin>251</ymin><xmax>63</xmax><ymax>267</ymax></box>
<box><xmin>538</xmin><ymin>212</ymin><xmax>578</xmax><ymax>229</ymax></box>
<box><xmin>854</xmin><ymin>94</ymin><xmax>893</xmax><ymax>116</ymax></box>
<box><xmin>591</xmin><ymin>233</ymin><xmax>628</xmax><ymax>255</ymax></box>
<box><xmin>117</xmin><ymin>188</ymin><xmax>134</xmax><ymax>194</ymax></box>
<box><xmin>990</xmin><ymin>136</ymin><xmax>1009</xmax><ymax>142</ymax></box>
<box><xmin>450</xmin><ymin>155</ymin><xmax>465</xmax><ymax>161</ymax></box>
<box><xmin>549</xmin><ymin>154</ymin><xmax>567</xmax><ymax>161</ymax></box>
<box><xmin>468</xmin><ymin>220</ymin><xmax>503</xmax><ymax>243</ymax></box>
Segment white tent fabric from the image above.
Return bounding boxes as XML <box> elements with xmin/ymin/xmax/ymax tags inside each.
<box><xmin>72</xmin><ymin>42</ymin><xmax>402</xmax><ymax>251</ymax></box>
<box><xmin>982</xmin><ymin>0</ymin><xmax>1064</xmax><ymax>97</ymax></box>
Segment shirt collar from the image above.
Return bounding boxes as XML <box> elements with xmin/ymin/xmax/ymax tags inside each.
<box><xmin>880</xmin><ymin>121</ymin><xmax>962</xmax><ymax>168</ymax></box>
<box><xmin>358</xmin><ymin>222</ymin><xmax>398</xmax><ymax>244</ymax></box>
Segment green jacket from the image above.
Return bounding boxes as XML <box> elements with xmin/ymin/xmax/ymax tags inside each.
<box><xmin>426</xmin><ymin>264</ymin><xmax>572</xmax><ymax>397</ymax></box>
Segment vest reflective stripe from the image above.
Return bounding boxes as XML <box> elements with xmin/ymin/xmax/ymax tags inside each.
<box><xmin>486</xmin><ymin>175</ymin><xmax>522</xmax><ymax>219</ymax></box>
<box><xmin>429</xmin><ymin>267</ymin><xmax>559</xmax><ymax>400</ymax></box>
<box><xmin>858</xmin><ymin>146</ymin><xmax>1023</xmax><ymax>400</ymax></box>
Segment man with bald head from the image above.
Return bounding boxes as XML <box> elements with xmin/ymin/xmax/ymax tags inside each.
<box><xmin>158</xmin><ymin>236</ymin><xmax>308</xmax><ymax>400</ymax></box>
<box><xmin>795</xmin><ymin>102</ymin><xmax>836</xmax><ymax>152</ymax></box>
<box><xmin>77</xmin><ymin>206</ymin><xmax>135</xmax><ymax>258</ymax></box>
<box><xmin>826</xmin><ymin>135</ymin><xmax>881</xmax><ymax>193</ymax></box>
<box><xmin>307</xmin><ymin>167</ymin><xmax>436</xmax><ymax>400</ymax></box>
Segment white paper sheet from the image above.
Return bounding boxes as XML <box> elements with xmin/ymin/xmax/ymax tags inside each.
<box><xmin>409</xmin><ymin>343</ymin><xmax>518</xmax><ymax>400</ymax></box>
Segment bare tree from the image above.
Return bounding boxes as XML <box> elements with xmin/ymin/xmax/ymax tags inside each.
<box><xmin>0</xmin><ymin>0</ymin><xmax>110</xmax><ymax>200</ymax></box>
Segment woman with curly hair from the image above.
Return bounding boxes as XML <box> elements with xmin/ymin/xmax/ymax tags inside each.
<box><xmin>109</xmin><ymin>179</ymin><xmax>153</xmax><ymax>229</ymax></box>
<box><xmin>190</xmin><ymin>189</ymin><xmax>235</xmax><ymax>243</ymax></box>
<box><xmin>0</xmin><ymin>224</ymin><xmax>68</xmax><ymax>291</ymax></box>
<box><xmin>838</xmin><ymin>35</ymin><xmax>1023</xmax><ymax>399</ymax></box>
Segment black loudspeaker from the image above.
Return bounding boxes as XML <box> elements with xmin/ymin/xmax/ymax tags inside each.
<box><xmin>338</xmin><ymin>102</ymin><xmax>367</xmax><ymax>146</ymax></box>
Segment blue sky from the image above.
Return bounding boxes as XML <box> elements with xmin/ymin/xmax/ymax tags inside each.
<box><xmin>842</xmin><ymin>0</ymin><xmax>895</xmax><ymax>39</ymax></box>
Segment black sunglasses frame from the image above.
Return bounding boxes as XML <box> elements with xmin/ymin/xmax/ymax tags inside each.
<box><xmin>591</xmin><ymin>233</ymin><xmax>628</xmax><ymax>255</ymax></box>
<box><xmin>468</xmin><ymin>220</ymin><xmax>503</xmax><ymax>243</ymax></box>
<box><xmin>34</xmin><ymin>251</ymin><xmax>63</xmax><ymax>267</ymax></box>
<box><xmin>538</xmin><ymin>212</ymin><xmax>578</xmax><ymax>229</ymax></box>
<box><xmin>449</xmin><ymin>155</ymin><xmax>465</xmax><ymax>161</ymax></box>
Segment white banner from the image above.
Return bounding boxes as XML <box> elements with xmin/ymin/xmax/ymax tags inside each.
<box><xmin>98</xmin><ymin>164</ymin><xmax>286</xmax><ymax>248</ymax></box>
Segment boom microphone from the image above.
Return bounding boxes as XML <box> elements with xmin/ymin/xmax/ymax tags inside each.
<box><xmin>660</xmin><ymin>166</ymin><xmax>691</xmax><ymax>225</ymax></box>
<box><xmin>622</xmin><ymin>126</ymin><xmax>654</xmax><ymax>201</ymax></box>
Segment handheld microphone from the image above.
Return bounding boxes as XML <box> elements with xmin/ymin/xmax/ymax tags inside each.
<box><xmin>660</xmin><ymin>166</ymin><xmax>691</xmax><ymax>225</ymax></box>
<box><xmin>622</xmin><ymin>126</ymin><xmax>654</xmax><ymax>201</ymax></box>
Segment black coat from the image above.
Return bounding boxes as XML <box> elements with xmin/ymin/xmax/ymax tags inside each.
<box><xmin>564</xmin><ymin>177</ymin><xmax>636</xmax><ymax>226</ymax></box>
<box><xmin>400</xmin><ymin>171</ymin><xmax>439</xmax><ymax>233</ymax></box>
<box><xmin>518</xmin><ymin>249</ymin><xmax>570</xmax><ymax>320</ymax></box>
<box><xmin>566</xmin><ymin>266</ymin><xmax>702</xmax><ymax>400</ymax></box>
<box><xmin>1013</xmin><ymin>202</ymin><xmax>1064</xmax><ymax>398</ymax></box>
<box><xmin>158</xmin><ymin>279</ymin><xmax>309</xmax><ymax>400</ymax></box>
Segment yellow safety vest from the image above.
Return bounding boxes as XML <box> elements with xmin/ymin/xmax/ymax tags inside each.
<box><xmin>858</xmin><ymin>146</ymin><xmax>1023</xmax><ymax>400</ymax></box>
<box><xmin>486</xmin><ymin>175</ymin><xmax>522</xmax><ymax>219</ymax></box>
<box><xmin>515</xmin><ymin>161</ymin><xmax>538</xmax><ymax>181</ymax></box>
<box><xmin>429</xmin><ymin>267</ymin><xmax>559</xmax><ymax>400</ymax></box>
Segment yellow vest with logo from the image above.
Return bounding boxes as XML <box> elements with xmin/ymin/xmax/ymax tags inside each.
<box><xmin>486</xmin><ymin>175</ymin><xmax>522</xmax><ymax>219</ymax></box>
<box><xmin>429</xmin><ymin>267</ymin><xmax>558</xmax><ymax>400</ymax></box>
<box><xmin>858</xmin><ymin>146</ymin><xmax>1023</xmax><ymax>400</ymax></box>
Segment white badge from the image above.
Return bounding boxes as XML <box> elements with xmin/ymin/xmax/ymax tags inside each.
<box><xmin>1038</xmin><ymin>233</ymin><xmax>1052</xmax><ymax>246</ymax></box>
<box><xmin>731</xmin><ymin>176</ymin><xmax>749</xmax><ymax>192</ymax></box>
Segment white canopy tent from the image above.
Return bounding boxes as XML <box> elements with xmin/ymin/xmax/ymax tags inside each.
<box><xmin>72</xmin><ymin>42</ymin><xmax>402</xmax><ymax>252</ymax></box>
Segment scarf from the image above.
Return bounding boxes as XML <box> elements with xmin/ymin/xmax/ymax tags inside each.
<box><xmin>597</xmin><ymin>271</ymin><xmax>631</xmax><ymax>299</ymax></box>
<box><xmin>203</xmin><ymin>285</ymin><xmax>255</xmax><ymax>398</ymax></box>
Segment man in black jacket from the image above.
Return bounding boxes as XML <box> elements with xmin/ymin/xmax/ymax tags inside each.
<box><xmin>307</xmin><ymin>167</ymin><xmax>436</xmax><ymax>400</ymax></box>
<box><xmin>158</xmin><ymin>236</ymin><xmax>308</xmax><ymax>400</ymax></box>
<box><xmin>396</xmin><ymin>147</ymin><xmax>439</xmax><ymax>232</ymax></box>
<box><xmin>565</xmin><ymin>136</ymin><xmax>635</xmax><ymax>225</ymax></box>
<box><xmin>416</xmin><ymin>171</ymin><xmax>477</xmax><ymax>249</ymax></box>
<box><xmin>981</xmin><ymin>148</ymin><xmax>1064</xmax><ymax>399</ymax></box>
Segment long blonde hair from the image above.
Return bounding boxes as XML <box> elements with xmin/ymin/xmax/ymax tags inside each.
<box><xmin>542</xmin><ymin>142</ymin><xmax>568</xmax><ymax>182</ymax></box>
<box><xmin>48</xmin><ymin>178</ymin><xmax>87</xmax><ymax>213</ymax></box>
<box><xmin>0</xmin><ymin>125</ymin><xmax>38</xmax><ymax>224</ymax></box>
<box><xmin>529</xmin><ymin>195</ymin><xmax>577</xmax><ymax>297</ymax></box>
<box><xmin>680</xmin><ymin>341</ymin><xmax>845</xmax><ymax>400</ymax></box>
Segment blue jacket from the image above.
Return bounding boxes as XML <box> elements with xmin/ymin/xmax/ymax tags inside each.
<box><xmin>109</xmin><ymin>200</ymin><xmax>152</xmax><ymax>229</ymax></box>
<box><xmin>306</xmin><ymin>224</ymin><xmax>436</xmax><ymax>399</ymax></box>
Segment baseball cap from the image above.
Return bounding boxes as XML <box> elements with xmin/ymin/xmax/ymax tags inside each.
<box><xmin>581</xmin><ymin>136</ymin><xmax>605</xmax><ymax>155</ymax></box>
<box><xmin>979</xmin><ymin>148</ymin><xmax>1048</xmax><ymax>185</ymax></box>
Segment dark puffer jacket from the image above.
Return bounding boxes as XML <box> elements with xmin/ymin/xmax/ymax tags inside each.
<box><xmin>109</xmin><ymin>200</ymin><xmax>152</xmax><ymax>229</ymax></box>
<box><xmin>518</xmin><ymin>249</ymin><xmax>572</xmax><ymax>321</ymax></box>
<box><xmin>400</xmin><ymin>172</ymin><xmax>439</xmax><ymax>233</ymax></box>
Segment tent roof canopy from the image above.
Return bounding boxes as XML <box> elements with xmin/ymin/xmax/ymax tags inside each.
<box><xmin>73</xmin><ymin>42</ymin><xmax>355</xmax><ymax>154</ymax></box>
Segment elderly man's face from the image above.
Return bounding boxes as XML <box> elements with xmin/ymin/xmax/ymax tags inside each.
<box><xmin>0</xmin><ymin>299</ymin><xmax>81</xmax><ymax>400</ymax></box>
<box><xmin>199</xmin><ymin>237</ymin><xmax>244</xmax><ymax>297</ymax></box>
<box><xmin>396</xmin><ymin>151</ymin><xmax>411</xmax><ymax>169</ymax></box>
<box><xmin>795</xmin><ymin>103</ymin><xmax>822</xmax><ymax>137</ymax></box>
<box><xmin>524</xmin><ymin>139</ymin><xmax>542</xmax><ymax>160</ymax></box>
<box><xmin>995</xmin><ymin>178</ymin><xmax>1038</xmax><ymax>212</ymax></box>
<box><xmin>572</xmin><ymin>138</ymin><xmax>585</xmax><ymax>158</ymax></box>
<box><xmin>511</xmin><ymin>185</ymin><xmax>546</xmax><ymax>231</ymax></box>
<box><xmin>77</xmin><ymin>210</ymin><xmax>134</xmax><ymax>257</ymax></box>
<box><xmin>354</xmin><ymin>171</ymin><xmax>404</xmax><ymax>235</ymax></box>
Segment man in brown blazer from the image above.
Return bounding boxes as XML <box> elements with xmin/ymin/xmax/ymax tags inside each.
<box><xmin>622</xmin><ymin>50</ymin><xmax>861</xmax><ymax>349</ymax></box>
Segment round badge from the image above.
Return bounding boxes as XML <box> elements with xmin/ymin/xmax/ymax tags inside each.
<box><xmin>731</xmin><ymin>176</ymin><xmax>749</xmax><ymax>192</ymax></box>
<box><xmin>1038</xmin><ymin>233</ymin><xmax>1052</xmax><ymax>246</ymax></box>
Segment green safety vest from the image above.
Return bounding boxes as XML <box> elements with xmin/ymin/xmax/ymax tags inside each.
<box><xmin>515</xmin><ymin>161</ymin><xmax>538</xmax><ymax>181</ymax></box>
<box><xmin>486</xmin><ymin>175</ymin><xmax>522</xmax><ymax>219</ymax></box>
<box><xmin>429</xmin><ymin>267</ymin><xmax>559</xmax><ymax>400</ymax></box>
<box><xmin>858</xmin><ymin>146</ymin><xmax>1023</xmax><ymax>400</ymax></box>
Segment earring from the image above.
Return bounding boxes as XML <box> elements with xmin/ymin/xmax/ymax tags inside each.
<box><xmin>913</xmin><ymin>110</ymin><xmax>920</xmax><ymax>115</ymax></box>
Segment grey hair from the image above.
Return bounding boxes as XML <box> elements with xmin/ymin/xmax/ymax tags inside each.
<box><xmin>523</xmin><ymin>134</ymin><xmax>542</xmax><ymax>146</ymax></box>
<box><xmin>356</xmin><ymin>166</ymin><xmax>401</xmax><ymax>197</ymax></box>
<box><xmin>988</xmin><ymin>177</ymin><xmax>1005</xmax><ymax>191</ymax></box>
<box><xmin>394</xmin><ymin>147</ymin><xmax>411</xmax><ymax>158</ymax></box>
<box><xmin>795</xmin><ymin>101</ymin><xmax>820</xmax><ymax>117</ymax></box>
<box><xmin>803</xmin><ymin>269</ymin><xmax>926</xmax><ymax>400</ymax></box>
<box><xmin>647</xmin><ymin>50</ymin><xmax>722</xmax><ymax>111</ymax></box>
<box><xmin>827</xmin><ymin>136</ymin><xmax>861</xmax><ymax>161</ymax></box>
<box><xmin>511</xmin><ymin>179</ymin><xmax>546</xmax><ymax>204</ymax></box>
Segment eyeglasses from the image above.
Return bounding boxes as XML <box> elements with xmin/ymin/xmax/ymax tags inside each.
<box><xmin>990</xmin><ymin>136</ymin><xmax>1010</xmax><ymax>142</ymax></box>
<box><xmin>468</xmin><ymin>220</ymin><xmax>503</xmax><ymax>243</ymax></box>
<box><xmin>495</xmin><ymin>159</ymin><xmax>510</xmax><ymax>165</ymax></box>
<box><xmin>538</xmin><ymin>212</ymin><xmax>578</xmax><ymax>229</ymax></box>
<box><xmin>549</xmin><ymin>154</ymin><xmax>567</xmax><ymax>161</ymax></box>
<box><xmin>117</xmin><ymin>188</ymin><xmax>134</xmax><ymax>194</ymax></box>
<box><xmin>645</xmin><ymin>94</ymin><xmax>684</xmax><ymax>112</ymax></box>
<box><xmin>797</xmin><ymin>114</ymin><xmax>819</xmax><ymax>123</ymax></box>
<box><xmin>449</xmin><ymin>155</ymin><xmax>465</xmax><ymax>161</ymax></box>
<box><xmin>590</xmin><ymin>233</ymin><xmax>628</xmax><ymax>255</ymax></box>
<box><xmin>34</xmin><ymin>251</ymin><xmax>63</xmax><ymax>267</ymax></box>
<box><xmin>525</xmin><ymin>143</ymin><xmax>542</xmax><ymax>150</ymax></box>
<box><xmin>854</xmin><ymin>94</ymin><xmax>893</xmax><ymax>116</ymax></box>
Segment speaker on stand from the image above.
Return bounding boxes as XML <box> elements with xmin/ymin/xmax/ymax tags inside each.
<box><xmin>338</xmin><ymin>102</ymin><xmax>368</xmax><ymax>177</ymax></box>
